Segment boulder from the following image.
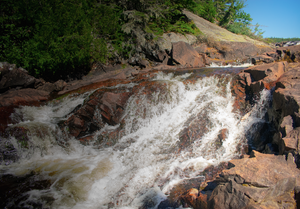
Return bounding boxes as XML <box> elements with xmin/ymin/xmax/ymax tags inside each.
<box><xmin>0</xmin><ymin>68</ymin><xmax>36</xmax><ymax>93</ymax></box>
<box><xmin>37</xmin><ymin>80</ymin><xmax>67</xmax><ymax>93</ymax></box>
<box><xmin>0</xmin><ymin>88</ymin><xmax>49</xmax><ymax>107</ymax></box>
<box><xmin>172</xmin><ymin>42</ymin><xmax>205</xmax><ymax>68</ymax></box>
<box><xmin>251</xmin><ymin>55</ymin><xmax>274</xmax><ymax>65</ymax></box>
<box><xmin>208</xmin><ymin>151</ymin><xmax>300</xmax><ymax>209</ymax></box>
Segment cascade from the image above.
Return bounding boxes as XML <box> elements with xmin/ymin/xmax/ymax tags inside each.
<box><xmin>0</xmin><ymin>70</ymin><xmax>270</xmax><ymax>208</ymax></box>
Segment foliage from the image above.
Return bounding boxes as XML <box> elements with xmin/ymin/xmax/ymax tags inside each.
<box><xmin>0</xmin><ymin>0</ymin><xmax>201</xmax><ymax>80</ymax></box>
<box><xmin>265</xmin><ymin>37</ymin><xmax>300</xmax><ymax>43</ymax></box>
<box><xmin>189</xmin><ymin>0</ymin><xmax>217</xmax><ymax>22</ymax></box>
<box><xmin>0</xmin><ymin>0</ymin><xmax>267</xmax><ymax>81</ymax></box>
<box><xmin>0</xmin><ymin>0</ymin><xmax>123</xmax><ymax>80</ymax></box>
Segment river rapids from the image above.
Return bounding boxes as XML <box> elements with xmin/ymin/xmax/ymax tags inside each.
<box><xmin>0</xmin><ymin>70</ymin><xmax>271</xmax><ymax>208</ymax></box>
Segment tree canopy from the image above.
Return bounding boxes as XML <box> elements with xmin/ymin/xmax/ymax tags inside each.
<box><xmin>0</xmin><ymin>0</ymin><xmax>264</xmax><ymax>81</ymax></box>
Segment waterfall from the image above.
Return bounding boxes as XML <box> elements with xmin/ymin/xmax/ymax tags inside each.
<box><xmin>0</xmin><ymin>71</ymin><xmax>270</xmax><ymax>208</ymax></box>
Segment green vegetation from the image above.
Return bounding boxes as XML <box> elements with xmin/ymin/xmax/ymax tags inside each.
<box><xmin>0</xmin><ymin>0</ymin><xmax>265</xmax><ymax>81</ymax></box>
<box><xmin>265</xmin><ymin>37</ymin><xmax>300</xmax><ymax>43</ymax></box>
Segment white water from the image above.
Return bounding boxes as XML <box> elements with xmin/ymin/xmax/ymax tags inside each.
<box><xmin>0</xmin><ymin>72</ymin><xmax>270</xmax><ymax>208</ymax></box>
<box><xmin>209</xmin><ymin>62</ymin><xmax>253</xmax><ymax>68</ymax></box>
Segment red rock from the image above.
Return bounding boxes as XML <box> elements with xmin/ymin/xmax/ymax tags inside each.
<box><xmin>180</xmin><ymin>188</ymin><xmax>200</xmax><ymax>208</ymax></box>
<box><xmin>272</xmin><ymin>66</ymin><xmax>300</xmax><ymax>131</ymax></box>
<box><xmin>208</xmin><ymin>151</ymin><xmax>299</xmax><ymax>209</ymax></box>
<box><xmin>243</xmin><ymin>61</ymin><xmax>288</xmax><ymax>94</ymax></box>
<box><xmin>245</xmin><ymin>61</ymin><xmax>287</xmax><ymax>83</ymax></box>
<box><xmin>251</xmin><ymin>55</ymin><xmax>275</xmax><ymax>65</ymax></box>
<box><xmin>0</xmin><ymin>88</ymin><xmax>49</xmax><ymax>107</ymax></box>
<box><xmin>63</xmin><ymin>90</ymin><xmax>131</xmax><ymax>138</ymax></box>
<box><xmin>217</xmin><ymin>129</ymin><xmax>228</xmax><ymax>141</ymax></box>
<box><xmin>172</xmin><ymin>42</ymin><xmax>205</xmax><ymax>68</ymax></box>
<box><xmin>195</xmin><ymin>43</ymin><xmax>207</xmax><ymax>54</ymax></box>
<box><xmin>214</xmin><ymin>42</ymin><xmax>273</xmax><ymax>61</ymax></box>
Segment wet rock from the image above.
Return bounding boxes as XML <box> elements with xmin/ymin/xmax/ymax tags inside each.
<box><xmin>63</xmin><ymin>90</ymin><xmax>131</xmax><ymax>138</ymax></box>
<box><xmin>0</xmin><ymin>68</ymin><xmax>36</xmax><ymax>93</ymax></box>
<box><xmin>171</xmin><ymin>41</ymin><xmax>205</xmax><ymax>68</ymax></box>
<box><xmin>100</xmin><ymin>92</ymin><xmax>131</xmax><ymax>125</ymax></box>
<box><xmin>230</xmin><ymin>73</ymin><xmax>251</xmax><ymax>115</ymax></box>
<box><xmin>0</xmin><ymin>173</ymin><xmax>53</xmax><ymax>208</ymax></box>
<box><xmin>208</xmin><ymin>151</ymin><xmax>300</xmax><ymax>209</ymax></box>
<box><xmin>251</xmin><ymin>55</ymin><xmax>274</xmax><ymax>65</ymax></box>
<box><xmin>180</xmin><ymin>188</ymin><xmax>208</xmax><ymax>209</ymax></box>
<box><xmin>0</xmin><ymin>88</ymin><xmax>49</xmax><ymax>107</ymax></box>
<box><xmin>58</xmin><ymin>67</ymin><xmax>136</xmax><ymax>96</ymax></box>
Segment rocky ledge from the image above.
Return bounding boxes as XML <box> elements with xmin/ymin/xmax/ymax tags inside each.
<box><xmin>178</xmin><ymin>50</ymin><xmax>300</xmax><ymax>208</ymax></box>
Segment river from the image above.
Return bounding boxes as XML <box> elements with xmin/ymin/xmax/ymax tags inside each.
<box><xmin>0</xmin><ymin>68</ymin><xmax>270</xmax><ymax>208</ymax></box>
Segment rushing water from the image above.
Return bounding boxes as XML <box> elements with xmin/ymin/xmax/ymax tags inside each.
<box><xmin>0</xmin><ymin>70</ymin><xmax>270</xmax><ymax>208</ymax></box>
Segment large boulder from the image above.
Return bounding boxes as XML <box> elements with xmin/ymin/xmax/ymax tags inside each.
<box><xmin>172</xmin><ymin>41</ymin><xmax>205</xmax><ymax>68</ymax></box>
<box><xmin>208</xmin><ymin>151</ymin><xmax>300</xmax><ymax>209</ymax></box>
<box><xmin>0</xmin><ymin>68</ymin><xmax>37</xmax><ymax>93</ymax></box>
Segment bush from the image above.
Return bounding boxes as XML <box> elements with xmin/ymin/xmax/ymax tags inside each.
<box><xmin>0</xmin><ymin>0</ymin><xmax>123</xmax><ymax>80</ymax></box>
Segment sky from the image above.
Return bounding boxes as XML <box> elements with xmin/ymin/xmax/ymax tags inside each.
<box><xmin>243</xmin><ymin>0</ymin><xmax>300</xmax><ymax>38</ymax></box>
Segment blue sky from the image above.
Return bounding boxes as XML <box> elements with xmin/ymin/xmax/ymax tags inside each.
<box><xmin>243</xmin><ymin>0</ymin><xmax>300</xmax><ymax>38</ymax></box>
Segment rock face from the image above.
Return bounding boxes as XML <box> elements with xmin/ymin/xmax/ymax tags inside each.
<box><xmin>208</xmin><ymin>151</ymin><xmax>300</xmax><ymax>209</ymax></box>
<box><xmin>270</xmin><ymin>65</ymin><xmax>300</xmax><ymax>154</ymax></box>
<box><xmin>172</xmin><ymin>41</ymin><xmax>205</xmax><ymax>68</ymax></box>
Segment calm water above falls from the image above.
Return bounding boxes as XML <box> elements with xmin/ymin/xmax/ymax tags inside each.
<box><xmin>0</xmin><ymin>69</ymin><xmax>270</xmax><ymax>208</ymax></box>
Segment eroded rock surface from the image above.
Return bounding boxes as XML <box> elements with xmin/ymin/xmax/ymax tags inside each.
<box><xmin>208</xmin><ymin>151</ymin><xmax>300</xmax><ymax>209</ymax></box>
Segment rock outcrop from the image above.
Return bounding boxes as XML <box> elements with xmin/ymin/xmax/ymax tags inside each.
<box><xmin>277</xmin><ymin>45</ymin><xmax>300</xmax><ymax>62</ymax></box>
<box><xmin>0</xmin><ymin>89</ymin><xmax>49</xmax><ymax>107</ymax></box>
<box><xmin>208</xmin><ymin>151</ymin><xmax>300</xmax><ymax>209</ymax></box>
